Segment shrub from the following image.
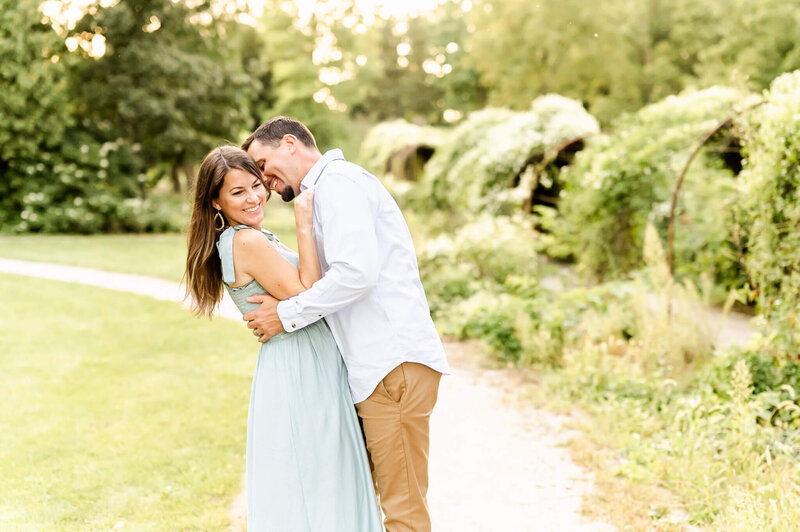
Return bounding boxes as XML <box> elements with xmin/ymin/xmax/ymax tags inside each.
<box><xmin>0</xmin><ymin>112</ymin><xmax>190</xmax><ymax>234</ymax></box>
<box><xmin>411</xmin><ymin>108</ymin><xmax>516</xmax><ymax>210</ymax></box>
<box><xmin>560</xmin><ymin>86</ymin><xmax>750</xmax><ymax>289</ymax></box>
<box><xmin>544</xmin><ymin>294</ymin><xmax>800</xmax><ymax>529</ymax></box>
<box><xmin>0</xmin><ymin>133</ymin><xmax>163</xmax><ymax>234</ymax></box>
<box><xmin>356</xmin><ymin>119</ymin><xmax>446</xmax><ymax>178</ymax></box>
<box><xmin>412</xmin><ymin>95</ymin><xmax>599</xmax><ymax>214</ymax></box>
<box><xmin>417</xmin><ymin>214</ymin><xmax>539</xmax><ymax>313</ymax></box>
<box><xmin>457</xmin><ymin>293</ymin><xmax>527</xmax><ymax>363</ymax></box>
<box><xmin>736</xmin><ymin>70</ymin><xmax>800</xmax><ymax>316</ymax></box>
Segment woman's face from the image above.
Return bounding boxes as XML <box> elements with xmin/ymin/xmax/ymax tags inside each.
<box><xmin>212</xmin><ymin>168</ymin><xmax>267</xmax><ymax>229</ymax></box>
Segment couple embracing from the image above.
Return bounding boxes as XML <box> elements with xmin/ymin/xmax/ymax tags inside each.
<box><xmin>184</xmin><ymin>117</ymin><xmax>450</xmax><ymax>531</ymax></box>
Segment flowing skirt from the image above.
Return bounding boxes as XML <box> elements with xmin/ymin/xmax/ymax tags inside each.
<box><xmin>246</xmin><ymin>319</ymin><xmax>383</xmax><ymax>531</ymax></box>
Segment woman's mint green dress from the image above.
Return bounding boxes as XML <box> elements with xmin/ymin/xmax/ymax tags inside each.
<box><xmin>217</xmin><ymin>225</ymin><xmax>382</xmax><ymax>532</ymax></box>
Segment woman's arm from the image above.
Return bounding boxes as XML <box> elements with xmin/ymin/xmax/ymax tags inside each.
<box><xmin>294</xmin><ymin>187</ymin><xmax>322</xmax><ymax>289</ymax></box>
<box><xmin>234</xmin><ymin>230</ymin><xmax>306</xmax><ymax>301</ymax></box>
<box><xmin>234</xmin><ymin>188</ymin><xmax>320</xmax><ymax>300</ymax></box>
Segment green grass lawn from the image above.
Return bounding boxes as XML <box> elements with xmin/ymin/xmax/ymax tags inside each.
<box><xmin>0</xmin><ymin>273</ymin><xmax>262</xmax><ymax>530</ymax></box>
<box><xmin>0</xmin><ymin>201</ymin><xmax>298</xmax><ymax>282</ymax></box>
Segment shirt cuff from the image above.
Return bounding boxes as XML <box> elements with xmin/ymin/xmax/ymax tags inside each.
<box><xmin>277</xmin><ymin>298</ymin><xmax>311</xmax><ymax>332</ymax></box>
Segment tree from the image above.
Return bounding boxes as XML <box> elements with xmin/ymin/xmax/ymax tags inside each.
<box><xmin>327</xmin><ymin>0</ymin><xmax>482</xmax><ymax>124</ymax></box>
<box><xmin>250</xmin><ymin>2</ymin><xmax>345</xmax><ymax>151</ymax></box>
<box><xmin>69</xmin><ymin>0</ymin><xmax>253</xmax><ymax>193</ymax></box>
<box><xmin>466</xmin><ymin>0</ymin><xmax>800</xmax><ymax>124</ymax></box>
<box><xmin>695</xmin><ymin>0</ymin><xmax>800</xmax><ymax>90</ymax></box>
<box><xmin>0</xmin><ymin>0</ymin><xmax>71</xmax><ymax>171</ymax></box>
<box><xmin>0</xmin><ymin>0</ymin><xmax>73</xmax><ymax>228</ymax></box>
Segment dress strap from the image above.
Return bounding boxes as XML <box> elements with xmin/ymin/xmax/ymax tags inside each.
<box><xmin>217</xmin><ymin>225</ymin><xmax>280</xmax><ymax>284</ymax></box>
<box><xmin>216</xmin><ymin>226</ymin><xmax>239</xmax><ymax>284</ymax></box>
<box><xmin>261</xmin><ymin>228</ymin><xmax>280</xmax><ymax>243</ymax></box>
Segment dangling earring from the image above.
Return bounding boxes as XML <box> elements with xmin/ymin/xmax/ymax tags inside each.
<box><xmin>214</xmin><ymin>209</ymin><xmax>225</xmax><ymax>231</ymax></box>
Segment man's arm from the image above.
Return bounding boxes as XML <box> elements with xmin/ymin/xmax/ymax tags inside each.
<box><xmin>244</xmin><ymin>174</ymin><xmax>378</xmax><ymax>341</ymax></box>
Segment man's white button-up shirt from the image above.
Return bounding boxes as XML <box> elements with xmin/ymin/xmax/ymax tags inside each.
<box><xmin>276</xmin><ymin>149</ymin><xmax>450</xmax><ymax>403</ymax></box>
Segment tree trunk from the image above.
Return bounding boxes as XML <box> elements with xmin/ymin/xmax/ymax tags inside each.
<box><xmin>170</xmin><ymin>163</ymin><xmax>181</xmax><ymax>194</ymax></box>
<box><xmin>182</xmin><ymin>161</ymin><xmax>195</xmax><ymax>192</ymax></box>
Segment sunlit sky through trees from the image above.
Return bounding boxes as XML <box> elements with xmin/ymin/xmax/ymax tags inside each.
<box><xmin>40</xmin><ymin>0</ymin><xmax>457</xmax><ymax>35</ymax></box>
<box><xmin>38</xmin><ymin>0</ymin><xmax>463</xmax><ymax>86</ymax></box>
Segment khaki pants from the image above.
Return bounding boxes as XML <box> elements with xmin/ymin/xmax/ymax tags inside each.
<box><xmin>355</xmin><ymin>362</ymin><xmax>442</xmax><ymax>532</ymax></box>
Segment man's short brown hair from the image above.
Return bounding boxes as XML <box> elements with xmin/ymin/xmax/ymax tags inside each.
<box><xmin>242</xmin><ymin>116</ymin><xmax>317</xmax><ymax>151</ymax></box>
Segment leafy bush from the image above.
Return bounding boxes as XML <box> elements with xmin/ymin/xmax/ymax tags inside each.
<box><xmin>411</xmin><ymin>108</ymin><xmax>516</xmax><ymax>211</ymax></box>
<box><xmin>560</xmin><ymin>86</ymin><xmax>750</xmax><ymax>289</ymax></box>
<box><xmin>549</xmin><ymin>341</ymin><xmax>800</xmax><ymax>527</ymax></box>
<box><xmin>456</xmin><ymin>293</ymin><xmax>528</xmax><ymax>363</ymax></box>
<box><xmin>543</xmin><ymin>288</ymin><xmax>800</xmax><ymax>529</ymax></box>
<box><xmin>418</xmin><ymin>214</ymin><xmax>539</xmax><ymax>310</ymax></box>
<box><xmin>736</xmin><ymin>70</ymin><xmax>800</xmax><ymax>316</ymax></box>
<box><xmin>0</xmin><ymin>132</ymin><xmax>186</xmax><ymax>234</ymax></box>
<box><xmin>417</xmin><ymin>214</ymin><xmax>547</xmax><ymax>362</ymax></box>
<box><xmin>411</xmin><ymin>95</ymin><xmax>599</xmax><ymax>214</ymax></box>
<box><xmin>357</xmin><ymin>119</ymin><xmax>446</xmax><ymax>177</ymax></box>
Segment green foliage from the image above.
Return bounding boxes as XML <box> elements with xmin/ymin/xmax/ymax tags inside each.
<box><xmin>417</xmin><ymin>215</ymin><xmax>543</xmax><ymax>361</ymax></box>
<box><xmin>4</xmin><ymin>135</ymin><xmax>148</xmax><ymax>233</ymax></box>
<box><xmin>412</xmin><ymin>107</ymin><xmax>515</xmax><ymax>210</ymax></box>
<box><xmin>536</xmin><ymin>250</ymin><xmax>800</xmax><ymax>528</ymax></box>
<box><xmin>329</xmin><ymin>0</ymin><xmax>483</xmax><ymax>124</ymax></box>
<box><xmin>0</xmin><ymin>0</ymin><xmax>70</xmax><ymax>162</ymax></box>
<box><xmin>418</xmin><ymin>215</ymin><xmax>536</xmax><ymax>301</ymax></box>
<box><xmin>458</xmin><ymin>293</ymin><xmax>527</xmax><ymax>363</ymax></box>
<box><xmin>467</xmin><ymin>0</ymin><xmax>689</xmax><ymax>122</ymax></box>
<box><xmin>548</xmin><ymin>340</ymin><xmax>800</xmax><ymax>528</ymax></box>
<box><xmin>694</xmin><ymin>0</ymin><xmax>800</xmax><ymax>91</ymax></box>
<box><xmin>69</xmin><ymin>0</ymin><xmax>253</xmax><ymax>180</ymax></box>
<box><xmin>252</xmin><ymin>2</ymin><xmax>346</xmax><ymax>151</ymax></box>
<box><xmin>357</xmin><ymin>119</ymin><xmax>446</xmax><ymax>177</ymax></box>
<box><xmin>736</xmin><ymin>71</ymin><xmax>800</xmax><ymax>315</ymax></box>
<box><xmin>412</xmin><ymin>95</ymin><xmax>599</xmax><ymax>214</ymax></box>
<box><xmin>560</xmin><ymin>86</ymin><xmax>748</xmax><ymax>287</ymax></box>
<box><xmin>468</xmin><ymin>0</ymin><xmax>800</xmax><ymax>124</ymax></box>
<box><xmin>0</xmin><ymin>2</ymin><xmax>162</xmax><ymax>233</ymax></box>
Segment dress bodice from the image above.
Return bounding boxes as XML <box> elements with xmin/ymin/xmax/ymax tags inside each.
<box><xmin>216</xmin><ymin>225</ymin><xmax>299</xmax><ymax>318</ymax></box>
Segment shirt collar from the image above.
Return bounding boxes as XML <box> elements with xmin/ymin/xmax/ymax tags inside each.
<box><xmin>301</xmin><ymin>149</ymin><xmax>345</xmax><ymax>190</ymax></box>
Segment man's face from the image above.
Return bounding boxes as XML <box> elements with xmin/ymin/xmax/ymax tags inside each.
<box><xmin>246</xmin><ymin>137</ymin><xmax>301</xmax><ymax>202</ymax></box>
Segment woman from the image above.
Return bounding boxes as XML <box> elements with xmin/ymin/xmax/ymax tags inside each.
<box><xmin>184</xmin><ymin>146</ymin><xmax>382</xmax><ymax>531</ymax></box>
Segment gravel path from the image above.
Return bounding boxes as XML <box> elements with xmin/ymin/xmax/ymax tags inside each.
<box><xmin>5</xmin><ymin>257</ymin><xmax>716</xmax><ymax>531</ymax></box>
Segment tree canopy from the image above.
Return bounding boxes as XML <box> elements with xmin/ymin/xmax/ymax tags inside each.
<box><xmin>3</xmin><ymin>0</ymin><xmax>800</xmax><ymax>232</ymax></box>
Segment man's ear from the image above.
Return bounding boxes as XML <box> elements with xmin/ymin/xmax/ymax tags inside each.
<box><xmin>283</xmin><ymin>134</ymin><xmax>297</xmax><ymax>154</ymax></box>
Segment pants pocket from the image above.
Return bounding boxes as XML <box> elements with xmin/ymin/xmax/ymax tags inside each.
<box><xmin>381</xmin><ymin>363</ymin><xmax>406</xmax><ymax>404</ymax></box>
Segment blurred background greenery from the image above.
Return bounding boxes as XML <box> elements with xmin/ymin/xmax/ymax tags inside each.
<box><xmin>4</xmin><ymin>0</ymin><xmax>800</xmax><ymax>234</ymax></box>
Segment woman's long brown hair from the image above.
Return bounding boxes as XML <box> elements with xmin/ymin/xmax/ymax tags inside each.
<box><xmin>184</xmin><ymin>146</ymin><xmax>267</xmax><ymax>317</ymax></box>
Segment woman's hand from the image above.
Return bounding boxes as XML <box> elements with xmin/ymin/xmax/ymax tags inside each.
<box><xmin>293</xmin><ymin>186</ymin><xmax>322</xmax><ymax>288</ymax></box>
<box><xmin>294</xmin><ymin>187</ymin><xmax>315</xmax><ymax>233</ymax></box>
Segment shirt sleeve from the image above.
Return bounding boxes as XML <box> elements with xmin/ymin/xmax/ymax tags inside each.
<box><xmin>276</xmin><ymin>173</ymin><xmax>379</xmax><ymax>331</ymax></box>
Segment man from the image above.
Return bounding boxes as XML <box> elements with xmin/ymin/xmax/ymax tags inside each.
<box><xmin>242</xmin><ymin>117</ymin><xmax>450</xmax><ymax>532</ymax></box>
